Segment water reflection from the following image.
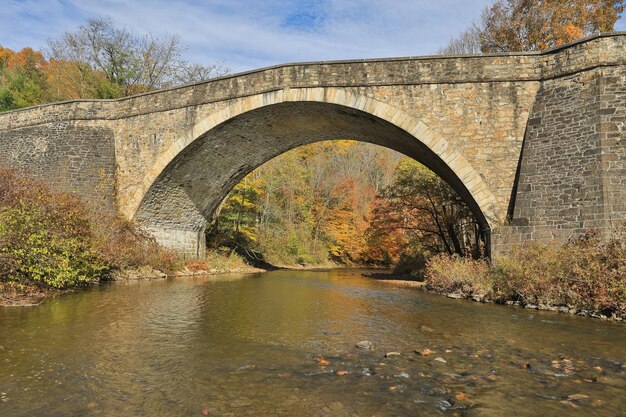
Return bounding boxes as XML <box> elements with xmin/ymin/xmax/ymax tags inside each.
<box><xmin>1</xmin><ymin>270</ymin><xmax>624</xmax><ymax>416</ymax></box>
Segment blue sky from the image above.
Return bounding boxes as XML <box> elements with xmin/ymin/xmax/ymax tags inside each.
<box><xmin>2</xmin><ymin>0</ymin><xmax>625</xmax><ymax>72</ymax></box>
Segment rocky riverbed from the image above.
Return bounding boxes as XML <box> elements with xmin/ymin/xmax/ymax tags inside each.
<box><xmin>2</xmin><ymin>269</ymin><xmax>624</xmax><ymax>416</ymax></box>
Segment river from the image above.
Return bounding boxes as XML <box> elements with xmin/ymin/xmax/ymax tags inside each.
<box><xmin>1</xmin><ymin>269</ymin><xmax>625</xmax><ymax>416</ymax></box>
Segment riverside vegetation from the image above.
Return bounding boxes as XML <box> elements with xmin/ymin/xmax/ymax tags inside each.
<box><xmin>0</xmin><ymin>168</ymin><xmax>254</xmax><ymax>305</ymax></box>
<box><xmin>424</xmin><ymin>234</ymin><xmax>626</xmax><ymax>320</ymax></box>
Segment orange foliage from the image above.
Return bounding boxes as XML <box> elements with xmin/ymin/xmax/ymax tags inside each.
<box><xmin>479</xmin><ymin>0</ymin><xmax>624</xmax><ymax>52</ymax></box>
<box><xmin>5</xmin><ymin>47</ymin><xmax>46</xmax><ymax>72</ymax></box>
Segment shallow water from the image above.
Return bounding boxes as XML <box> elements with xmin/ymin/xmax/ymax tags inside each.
<box><xmin>1</xmin><ymin>269</ymin><xmax>625</xmax><ymax>416</ymax></box>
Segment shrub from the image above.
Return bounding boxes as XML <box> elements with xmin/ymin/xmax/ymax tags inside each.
<box><xmin>425</xmin><ymin>253</ymin><xmax>492</xmax><ymax>297</ymax></box>
<box><xmin>89</xmin><ymin>212</ymin><xmax>180</xmax><ymax>274</ymax></box>
<box><xmin>425</xmin><ymin>232</ymin><xmax>626</xmax><ymax>317</ymax></box>
<box><xmin>0</xmin><ymin>168</ymin><xmax>181</xmax><ymax>289</ymax></box>
<box><xmin>492</xmin><ymin>242</ymin><xmax>569</xmax><ymax>306</ymax></box>
<box><xmin>204</xmin><ymin>249</ymin><xmax>249</xmax><ymax>271</ymax></box>
<box><xmin>0</xmin><ymin>170</ymin><xmax>106</xmax><ymax>288</ymax></box>
<box><xmin>561</xmin><ymin>233</ymin><xmax>625</xmax><ymax>315</ymax></box>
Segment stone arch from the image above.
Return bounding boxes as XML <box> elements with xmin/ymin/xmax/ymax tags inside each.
<box><xmin>131</xmin><ymin>87</ymin><xmax>500</xmax><ymax>257</ymax></box>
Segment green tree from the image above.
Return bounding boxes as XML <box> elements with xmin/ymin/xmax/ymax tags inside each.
<box><xmin>0</xmin><ymin>47</ymin><xmax>49</xmax><ymax>111</ymax></box>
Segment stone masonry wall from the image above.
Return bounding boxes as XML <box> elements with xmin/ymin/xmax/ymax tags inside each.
<box><xmin>598</xmin><ymin>65</ymin><xmax>626</xmax><ymax>233</ymax></box>
<box><xmin>492</xmin><ymin>64</ymin><xmax>626</xmax><ymax>252</ymax></box>
<box><xmin>0</xmin><ymin>120</ymin><xmax>117</xmax><ymax>211</ymax></box>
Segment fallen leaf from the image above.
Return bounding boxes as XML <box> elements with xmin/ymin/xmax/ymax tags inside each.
<box><xmin>455</xmin><ymin>392</ymin><xmax>468</xmax><ymax>401</ymax></box>
<box><xmin>201</xmin><ymin>409</ymin><xmax>209</xmax><ymax>415</ymax></box>
<box><xmin>336</xmin><ymin>370</ymin><xmax>348</xmax><ymax>376</ymax></box>
<box><xmin>317</xmin><ymin>359</ymin><xmax>330</xmax><ymax>366</ymax></box>
<box><xmin>416</xmin><ymin>349</ymin><xmax>433</xmax><ymax>356</ymax></box>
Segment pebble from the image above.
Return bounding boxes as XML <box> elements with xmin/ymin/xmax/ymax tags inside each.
<box><xmin>436</xmin><ymin>400</ymin><xmax>452</xmax><ymax>410</ymax></box>
<box><xmin>560</xmin><ymin>400</ymin><xmax>580</xmax><ymax>409</ymax></box>
<box><xmin>395</xmin><ymin>371</ymin><xmax>410</xmax><ymax>378</ymax></box>
<box><xmin>567</xmin><ymin>394</ymin><xmax>589</xmax><ymax>401</ymax></box>
<box><xmin>385</xmin><ymin>352</ymin><xmax>401</xmax><ymax>357</ymax></box>
<box><xmin>455</xmin><ymin>392</ymin><xmax>468</xmax><ymax>401</ymax></box>
<box><xmin>434</xmin><ymin>357</ymin><xmax>447</xmax><ymax>363</ymax></box>
<box><xmin>356</xmin><ymin>341</ymin><xmax>372</xmax><ymax>349</ymax></box>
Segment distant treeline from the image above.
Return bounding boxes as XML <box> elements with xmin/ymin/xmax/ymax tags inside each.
<box><xmin>0</xmin><ymin>17</ymin><xmax>227</xmax><ymax>112</ymax></box>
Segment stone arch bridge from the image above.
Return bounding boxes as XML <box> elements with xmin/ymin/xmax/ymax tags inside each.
<box><xmin>1</xmin><ymin>33</ymin><xmax>624</xmax><ymax>257</ymax></box>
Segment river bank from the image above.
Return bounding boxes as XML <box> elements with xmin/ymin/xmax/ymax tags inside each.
<box><xmin>365</xmin><ymin>241</ymin><xmax>626</xmax><ymax>322</ymax></box>
<box><xmin>0</xmin><ymin>259</ymin><xmax>341</xmax><ymax>306</ymax></box>
<box><xmin>371</xmin><ymin>271</ymin><xmax>625</xmax><ymax>321</ymax></box>
<box><xmin>0</xmin><ymin>264</ymin><xmax>264</xmax><ymax>307</ymax></box>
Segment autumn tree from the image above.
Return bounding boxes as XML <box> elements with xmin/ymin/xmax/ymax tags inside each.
<box><xmin>45</xmin><ymin>59</ymin><xmax>122</xmax><ymax>100</ymax></box>
<box><xmin>0</xmin><ymin>46</ymin><xmax>49</xmax><ymax>110</ymax></box>
<box><xmin>440</xmin><ymin>0</ymin><xmax>624</xmax><ymax>54</ymax></box>
<box><xmin>208</xmin><ymin>141</ymin><xmax>402</xmax><ymax>266</ymax></box>
<box><xmin>1</xmin><ymin>17</ymin><xmax>229</xmax><ymax>110</ymax></box>
<box><xmin>366</xmin><ymin>159</ymin><xmax>484</xmax><ymax>259</ymax></box>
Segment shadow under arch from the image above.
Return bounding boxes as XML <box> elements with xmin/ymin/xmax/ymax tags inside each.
<box><xmin>132</xmin><ymin>88</ymin><xmax>500</xmax><ymax>257</ymax></box>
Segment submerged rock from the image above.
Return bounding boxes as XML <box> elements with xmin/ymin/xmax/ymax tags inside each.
<box><xmin>567</xmin><ymin>394</ymin><xmax>589</xmax><ymax>401</ymax></box>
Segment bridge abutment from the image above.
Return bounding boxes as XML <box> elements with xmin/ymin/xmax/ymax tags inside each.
<box><xmin>492</xmin><ymin>62</ymin><xmax>626</xmax><ymax>255</ymax></box>
<box><xmin>145</xmin><ymin>225</ymin><xmax>207</xmax><ymax>259</ymax></box>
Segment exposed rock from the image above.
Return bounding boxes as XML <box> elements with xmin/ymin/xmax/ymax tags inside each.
<box><xmin>567</xmin><ymin>394</ymin><xmax>589</xmax><ymax>401</ymax></box>
<box><xmin>111</xmin><ymin>266</ymin><xmax>167</xmax><ymax>281</ymax></box>
<box><xmin>356</xmin><ymin>341</ymin><xmax>372</xmax><ymax>349</ymax></box>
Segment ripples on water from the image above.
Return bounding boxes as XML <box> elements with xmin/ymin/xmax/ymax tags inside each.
<box><xmin>1</xmin><ymin>269</ymin><xmax>625</xmax><ymax>416</ymax></box>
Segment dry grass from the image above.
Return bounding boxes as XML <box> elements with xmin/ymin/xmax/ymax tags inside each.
<box><xmin>425</xmin><ymin>232</ymin><xmax>626</xmax><ymax>317</ymax></box>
